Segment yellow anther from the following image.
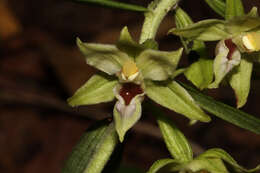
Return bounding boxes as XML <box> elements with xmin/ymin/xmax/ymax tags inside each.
<box><xmin>242</xmin><ymin>32</ymin><xmax>260</xmax><ymax>52</ymax></box>
<box><xmin>122</xmin><ymin>60</ymin><xmax>138</xmax><ymax>78</ymax></box>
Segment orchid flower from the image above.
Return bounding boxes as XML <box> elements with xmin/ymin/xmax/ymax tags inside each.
<box><xmin>68</xmin><ymin>27</ymin><xmax>210</xmax><ymax>142</ymax></box>
<box><xmin>169</xmin><ymin>7</ymin><xmax>260</xmax><ymax>108</ymax></box>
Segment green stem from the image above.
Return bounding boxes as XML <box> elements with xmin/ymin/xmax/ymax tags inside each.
<box><xmin>139</xmin><ymin>0</ymin><xmax>180</xmax><ymax>44</ymax></box>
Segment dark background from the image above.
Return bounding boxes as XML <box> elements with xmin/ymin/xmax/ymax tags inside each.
<box><xmin>0</xmin><ymin>0</ymin><xmax>260</xmax><ymax>172</ymax></box>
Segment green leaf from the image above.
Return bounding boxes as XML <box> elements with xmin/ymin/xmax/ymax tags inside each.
<box><xmin>169</xmin><ymin>19</ymin><xmax>229</xmax><ymax>41</ymax></box>
<box><xmin>181</xmin><ymin>82</ymin><xmax>260</xmax><ymax>134</ymax></box>
<box><xmin>113</xmin><ymin>93</ymin><xmax>143</xmax><ymax>142</ymax></box>
<box><xmin>204</xmin><ymin>0</ymin><xmax>226</xmax><ymax>17</ymax></box>
<box><xmin>116</xmin><ymin>27</ymin><xmax>145</xmax><ymax>58</ymax></box>
<box><xmin>136</xmin><ymin>48</ymin><xmax>183</xmax><ymax>81</ymax></box>
<box><xmin>145</xmin><ymin>81</ymin><xmax>211</xmax><ymax>122</ymax></box>
<box><xmin>225</xmin><ymin>0</ymin><xmax>244</xmax><ymax>20</ymax></box>
<box><xmin>147</xmin><ymin>159</ymin><xmax>180</xmax><ymax>173</ymax></box>
<box><xmin>184</xmin><ymin>158</ymin><xmax>228</xmax><ymax>173</ymax></box>
<box><xmin>77</xmin><ymin>38</ymin><xmax>130</xmax><ymax>75</ymax></box>
<box><xmin>198</xmin><ymin>148</ymin><xmax>260</xmax><ymax>173</ymax></box>
<box><xmin>74</xmin><ymin>0</ymin><xmax>148</xmax><ymax>12</ymax></box>
<box><xmin>229</xmin><ymin>57</ymin><xmax>253</xmax><ymax>108</ymax></box>
<box><xmin>62</xmin><ymin>119</ymin><xmax>119</xmax><ymax>173</ymax></box>
<box><xmin>68</xmin><ymin>74</ymin><xmax>118</xmax><ymax>107</ymax></box>
<box><xmin>155</xmin><ymin>110</ymin><xmax>193</xmax><ymax>162</ymax></box>
<box><xmin>184</xmin><ymin>58</ymin><xmax>213</xmax><ymax>90</ymax></box>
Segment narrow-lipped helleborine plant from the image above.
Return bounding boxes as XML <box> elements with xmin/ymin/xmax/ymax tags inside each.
<box><xmin>68</xmin><ymin>26</ymin><xmax>210</xmax><ymax>142</ymax></box>
<box><xmin>62</xmin><ymin>0</ymin><xmax>260</xmax><ymax>173</ymax></box>
<box><xmin>170</xmin><ymin>4</ymin><xmax>260</xmax><ymax>108</ymax></box>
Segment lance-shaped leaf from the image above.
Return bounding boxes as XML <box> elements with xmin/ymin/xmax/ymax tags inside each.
<box><xmin>209</xmin><ymin>40</ymin><xmax>241</xmax><ymax>89</ymax></box>
<box><xmin>181</xmin><ymin>82</ymin><xmax>260</xmax><ymax>134</ymax></box>
<box><xmin>204</xmin><ymin>0</ymin><xmax>226</xmax><ymax>17</ymax></box>
<box><xmin>73</xmin><ymin>0</ymin><xmax>148</xmax><ymax>12</ymax></box>
<box><xmin>169</xmin><ymin>19</ymin><xmax>229</xmax><ymax>41</ymax></box>
<box><xmin>77</xmin><ymin>38</ymin><xmax>130</xmax><ymax>75</ymax></box>
<box><xmin>68</xmin><ymin>74</ymin><xmax>118</xmax><ymax>107</ymax></box>
<box><xmin>184</xmin><ymin>158</ymin><xmax>228</xmax><ymax>173</ymax></box>
<box><xmin>147</xmin><ymin>159</ymin><xmax>180</xmax><ymax>173</ymax></box>
<box><xmin>225</xmin><ymin>0</ymin><xmax>244</xmax><ymax>20</ymax></box>
<box><xmin>185</xmin><ymin>58</ymin><xmax>214</xmax><ymax>90</ymax></box>
<box><xmin>198</xmin><ymin>148</ymin><xmax>260</xmax><ymax>173</ymax></box>
<box><xmin>145</xmin><ymin>81</ymin><xmax>211</xmax><ymax>122</ymax></box>
<box><xmin>116</xmin><ymin>27</ymin><xmax>145</xmax><ymax>58</ymax></box>
<box><xmin>155</xmin><ymin>110</ymin><xmax>193</xmax><ymax>162</ymax></box>
<box><xmin>229</xmin><ymin>57</ymin><xmax>253</xmax><ymax>108</ymax></box>
<box><xmin>136</xmin><ymin>48</ymin><xmax>183</xmax><ymax>81</ymax></box>
<box><xmin>113</xmin><ymin>87</ymin><xmax>144</xmax><ymax>142</ymax></box>
<box><xmin>62</xmin><ymin>119</ymin><xmax>118</xmax><ymax>173</ymax></box>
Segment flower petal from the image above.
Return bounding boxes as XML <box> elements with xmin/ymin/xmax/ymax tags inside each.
<box><xmin>136</xmin><ymin>48</ymin><xmax>183</xmax><ymax>81</ymax></box>
<box><xmin>113</xmin><ymin>87</ymin><xmax>144</xmax><ymax>142</ymax></box>
<box><xmin>77</xmin><ymin>38</ymin><xmax>130</xmax><ymax>75</ymax></box>
<box><xmin>209</xmin><ymin>40</ymin><xmax>241</xmax><ymax>88</ymax></box>
<box><xmin>68</xmin><ymin>74</ymin><xmax>118</xmax><ymax>107</ymax></box>
<box><xmin>145</xmin><ymin>81</ymin><xmax>211</xmax><ymax>122</ymax></box>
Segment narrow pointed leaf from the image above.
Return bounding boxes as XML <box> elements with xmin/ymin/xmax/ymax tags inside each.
<box><xmin>74</xmin><ymin>0</ymin><xmax>148</xmax><ymax>12</ymax></box>
<box><xmin>145</xmin><ymin>81</ymin><xmax>211</xmax><ymax>122</ymax></box>
<box><xmin>155</xmin><ymin>109</ymin><xmax>193</xmax><ymax>162</ymax></box>
<box><xmin>225</xmin><ymin>0</ymin><xmax>244</xmax><ymax>20</ymax></box>
<box><xmin>147</xmin><ymin>159</ymin><xmax>180</xmax><ymax>173</ymax></box>
<box><xmin>116</xmin><ymin>27</ymin><xmax>145</xmax><ymax>58</ymax></box>
<box><xmin>184</xmin><ymin>158</ymin><xmax>228</xmax><ymax>173</ymax></box>
<box><xmin>184</xmin><ymin>58</ymin><xmax>213</xmax><ymax>90</ymax></box>
<box><xmin>136</xmin><ymin>48</ymin><xmax>183</xmax><ymax>81</ymax></box>
<box><xmin>198</xmin><ymin>148</ymin><xmax>260</xmax><ymax>173</ymax></box>
<box><xmin>181</xmin><ymin>82</ymin><xmax>260</xmax><ymax>134</ymax></box>
<box><xmin>68</xmin><ymin>74</ymin><xmax>118</xmax><ymax>107</ymax></box>
<box><xmin>77</xmin><ymin>38</ymin><xmax>130</xmax><ymax>75</ymax></box>
<box><xmin>225</xmin><ymin>17</ymin><xmax>260</xmax><ymax>34</ymax></box>
<box><xmin>169</xmin><ymin>19</ymin><xmax>229</xmax><ymax>41</ymax></box>
<box><xmin>62</xmin><ymin>120</ymin><xmax>118</xmax><ymax>173</ymax></box>
<box><xmin>204</xmin><ymin>0</ymin><xmax>226</xmax><ymax>17</ymax></box>
<box><xmin>229</xmin><ymin>58</ymin><xmax>253</xmax><ymax>108</ymax></box>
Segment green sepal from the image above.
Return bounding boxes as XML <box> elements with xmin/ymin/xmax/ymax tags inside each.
<box><xmin>175</xmin><ymin>7</ymin><xmax>194</xmax><ymax>53</ymax></box>
<box><xmin>68</xmin><ymin>74</ymin><xmax>118</xmax><ymax>107</ymax></box>
<box><xmin>204</xmin><ymin>0</ymin><xmax>226</xmax><ymax>17</ymax></box>
<box><xmin>247</xmin><ymin>7</ymin><xmax>259</xmax><ymax>18</ymax></box>
<box><xmin>147</xmin><ymin>159</ymin><xmax>180</xmax><ymax>173</ymax></box>
<box><xmin>113</xmin><ymin>93</ymin><xmax>143</xmax><ymax>142</ymax></box>
<box><xmin>169</xmin><ymin>19</ymin><xmax>229</xmax><ymax>41</ymax></box>
<box><xmin>155</xmin><ymin>110</ymin><xmax>193</xmax><ymax>162</ymax></box>
<box><xmin>141</xmin><ymin>39</ymin><xmax>158</xmax><ymax>50</ymax></box>
<box><xmin>77</xmin><ymin>38</ymin><xmax>130</xmax><ymax>75</ymax></box>
<box><xmin>229</xmin><ymin>57</ymin><xmax>253</xmax><ymax>108</ymax></box>
<box><xmin>136</xmin><ymin>48</ymin><xmax>183</xmax><ymax>81</ymax></box>
<box><xmin>62</xmin><ymin>119</ymin><xmax>118</xmax><ymax>173</ymax></box>
<box><xmin>198</xmin><ymin>148</ymin><xmax>260</xmax><ymax>173</ymax></box>
<box><xmin>145</xmin><ymin>81</ymin><xmax>211</xmax><ymax>122</ymax></box>
<box><xmin>185</xmin><ymin>58</ymin><xmax>214</xmax><ymax>90</ymax></box>
<box><xmin>209</xmin><ymin>40</ymin><xmax>241</xmax><ymax>89</ymax></box>
<box><xmin>184</xmin><ymin>158</ymin><xmax>228</xmax><ymax>173</ymax></box>
<box><xmin>225</xmin><ymin>17</ymin><xmax>260</xmax><ymax>35</ymax></box>
<box><xmin>116</xmin><ymin>27</ymin><xmax>145</xmax><ymax>58</ymax></box>
<box><xmin>73</xmin><ymin>0</ymin><xmax>148</xmax><ymax>12</ymax></box>
<box><xmin>225</xmin><ymin>0</ymin><xmax>244</xmax><ymax>20</ymax></box>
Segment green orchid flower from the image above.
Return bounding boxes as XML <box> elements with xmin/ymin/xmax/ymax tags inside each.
<box><xmin>169</xmin><ymin>7</ymin><xmax>260</xmax><ymax>108</ymax></box>
<box><xmin>68</xmin><ymin>26</ymin><xmax>210</xmax><ymax>142</ymax></box>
